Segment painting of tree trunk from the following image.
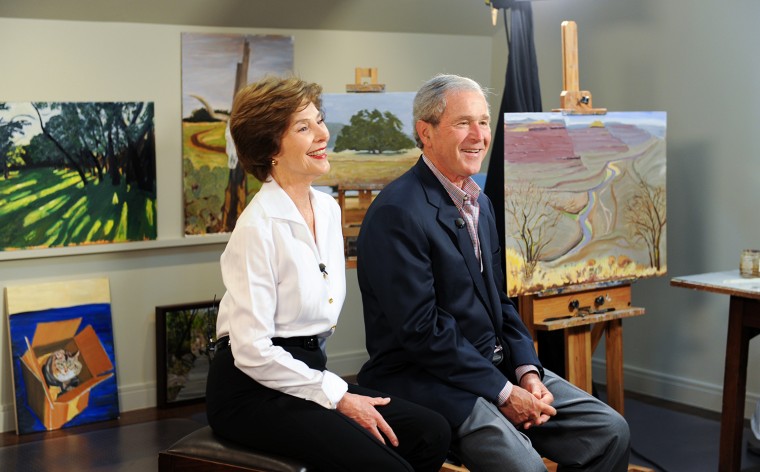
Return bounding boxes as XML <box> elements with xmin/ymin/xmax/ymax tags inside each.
<box><xmin>0</xmin><ymin>101</ymin><xmax>156</xmax><ymax>251</ymax></box>
<box><xmin>503</xmin><ymin>112</ymin><xmax>667</xmax><ymax>296</ymax></box>
<box><xmin>181</xmin><ymin>32</ymin><xmax>294</xmax><ymax>235</ymax></box>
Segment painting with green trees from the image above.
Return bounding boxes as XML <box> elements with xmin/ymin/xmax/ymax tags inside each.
<box><xmin>0</xmin><ymin>102</ymin><xmax>156</xmax><ymax>252</ymax></box>
<box><xmin>316</xmin><ymin>92</ymin><xmax>418</xmax><ymax>190</ymax></box>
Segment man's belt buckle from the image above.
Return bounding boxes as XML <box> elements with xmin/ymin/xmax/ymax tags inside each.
<box><xmin>492</xmin><ymin>344</ymin><xmax>504</xmax><ymax>365</ymax></box>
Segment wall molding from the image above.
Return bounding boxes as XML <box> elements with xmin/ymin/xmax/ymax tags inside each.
<box><xmin>593</xmin><ymin>360</ymin><xmax>759</xmax><ymax>418</ymax></box>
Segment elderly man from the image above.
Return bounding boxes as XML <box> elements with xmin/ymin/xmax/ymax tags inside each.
<box><xmin>356</xmin><ymin>74</ymin><xmax>630</xmax><ymax>472</ymax></box>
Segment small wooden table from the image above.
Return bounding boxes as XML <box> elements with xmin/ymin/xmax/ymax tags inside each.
<box><xmin>671</xmin><ymin>270</ymin><xmax>760</xmax><ymax>472</ymax></box>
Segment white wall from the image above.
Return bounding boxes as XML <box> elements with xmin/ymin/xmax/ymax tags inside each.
<box><xmin>499</xmin><ymin>0</ymin><xmax>760</xmax><ymax>415</ymax></box>
<box><xmin>0</xmin><ymin>17</ymin><xmax>493</xmax><ymax>432</ymax></box>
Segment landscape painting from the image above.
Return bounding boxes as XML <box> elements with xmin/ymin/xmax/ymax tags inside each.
<box><xmin>503</xmin><ymin>112</ymin><xmax>667</xmax><ymax>296</ymax></box>
<box><xmin>6</xmin><ymin>278</ymin><xmax>119</xmax><ymax>434</ymax></box>
<box><xmin>181</xmin><ymin>32</ymin><xmax>294</xmax><ymax>235</ymax></box>
<box><xmin>0</xmin><ymin>102</ymin><xmax>156</xmax><ymax>251</ymax></box>
<box><xmin>156</xmin><ymin>300</ymin><xmax>219</xmax><ymax>408</ymax></box>
<box><xmin>318</xmin><ymin>92</ymin><xmax>419</xmax><ymax>264</ymax></box>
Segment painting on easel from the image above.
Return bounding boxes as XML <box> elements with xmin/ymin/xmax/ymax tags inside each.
<box><xmin>317</xmin><ymin>92</ymin><xmax>419</xmax><ymax>264</ymax></box>
<box><xmin>503</xmin><ymin>111</ymin><xmax>667</xmax><ymax>296</ymax></box>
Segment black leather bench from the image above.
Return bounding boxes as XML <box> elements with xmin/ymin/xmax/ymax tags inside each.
<box><xmin>159</xmin><ymin>426</ymin><xmax>310</xmax><ymax>472</ymax></box>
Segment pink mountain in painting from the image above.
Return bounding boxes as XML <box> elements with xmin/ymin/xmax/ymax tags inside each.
<box><xmin>504</xmin><ymin>120</ymin><xmax>640</xmax><ymax>163</ymax></box>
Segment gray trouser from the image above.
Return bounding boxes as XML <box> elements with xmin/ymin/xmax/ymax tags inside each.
<box><xmin>450</xmin><ymin>370</ymin><xmax>630</xmax><ymax>472</ymax></box>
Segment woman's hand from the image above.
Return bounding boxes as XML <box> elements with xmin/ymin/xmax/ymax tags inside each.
<box><xmin>336</xmin><ymin>392</ymin><xmax>399</xmax><ymax>446</ymax></box>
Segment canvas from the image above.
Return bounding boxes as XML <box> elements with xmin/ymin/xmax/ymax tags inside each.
<box><xmin>181</xmin><ymin>32</ymin><xmax>294</xmax><ymax>235</ymax></box>
<box><xmin>503</xmin><ymin>112</ymin><xmax>667</xmax><ymax>296</ymax></box>
<box><xmin>317</xmin><ymin>92</ymin><xmax>419</xmax><ymax>263</ymax></box>
<box><xmin>5</xmin><ymin>278</ymin><xmax>119</xmax><ymax>434</ymax></box>
<box><xmin>155</xmin><ymin>300</ymin><xmax>219</xmax><ymax>408</ymax></box>
<box><xmin>0</xmin><ymin>102</ymin><xmax>156</xmax><ymax>251</ymax></box>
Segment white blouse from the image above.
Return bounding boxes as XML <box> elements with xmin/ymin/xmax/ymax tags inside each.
<box><xmin>216</xmin><ymin>179</ymin><xmax>348</xmax><ymax>409</ymax></box>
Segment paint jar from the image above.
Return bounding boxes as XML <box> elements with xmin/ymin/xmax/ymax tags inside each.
<box><xmin>740</xmin><ymin>249</ymin><xmax>760</xmax><ymax>278</ymax></box>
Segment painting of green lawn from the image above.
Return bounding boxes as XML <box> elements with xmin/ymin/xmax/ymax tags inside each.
<box><xmin>0</xmin><ymin>102</ymin><xmax>156</xmax><ymax>251</ymax></box>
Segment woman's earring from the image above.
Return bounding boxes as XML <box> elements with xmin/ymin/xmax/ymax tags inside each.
<box><xmin>271</xmin><ymin>159</ymin><xmax>278</xmax><ymax>166</ymax></box>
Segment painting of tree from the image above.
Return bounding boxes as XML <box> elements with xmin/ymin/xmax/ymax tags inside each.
<box><xmin>503</xmin><ymin>112</ymin><xmax>667</xmax><ymax>296</ymax></box>
<box><xmin>156</xmin><ymin>300</ymin><xmax>219</xmax><ymax>407</ymax></box>
<box><xmin>317</xmin><ymin>92</ymin><xmax>419</xmax><ymax>266</ymax></box>
<box><xmin>181</xmin><ymin>32</ymin><xmax>294</xmax><ymax>235</ymax></box>
<box><xmin>0</xmin><ymin>101</ymin><xmax>156</xmax><ymax>251</ymax></box>
<box><xmin>333</xmin><ymin>109</ymin><xmax>415</xmax><ymax>154</ymax></box>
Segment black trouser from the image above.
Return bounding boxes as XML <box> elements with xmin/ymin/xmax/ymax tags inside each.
<box><xmin>206</xmin><ymin>345</ymin><xmax>450</xmax><ymax>472</ymax></box>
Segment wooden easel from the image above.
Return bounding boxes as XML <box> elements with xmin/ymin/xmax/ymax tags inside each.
<box><xmin>338</xmin><ymin>68</ymin><xmax>386</xmax><ymax>268</ymax></box>
<box><xmin>518</xmin><ymin>20</ymin><xmax>643</xmax><ymax>417</ymax></box>
<box><xmin>346</xmin><ymin>67</ymin><xmax>385</xmax><ymax>93</ymax></box>
<box><xmin>552</xmin><ymin>20</ymin><xmax>606</xmax><ymax>115</ymax></box>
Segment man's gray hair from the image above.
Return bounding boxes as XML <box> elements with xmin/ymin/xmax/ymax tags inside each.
<box><xmin>412</xmin><ymin>74</ymin><xmax>489</xmax><ymax>149</ymax></box>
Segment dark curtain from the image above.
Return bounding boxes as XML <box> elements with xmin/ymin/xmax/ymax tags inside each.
<box><xmin>483</xmin><ymin>3</ymin><xmax>567</xmax><ymax>379</ymax></box>
<box><xmin>484</xmin><ymin>2</ymin><xmax>542</xmax><ymax>264</ymax></box>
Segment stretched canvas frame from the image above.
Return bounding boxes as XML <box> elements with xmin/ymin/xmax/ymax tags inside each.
<box><xmin>155</xmin><ymin>299</ymin><xmax>219</xmax><ymax>408</ymax></box>
<box><xmin>0</xmin><ymin>101</ymin><xmax>157</xmax><ymax>252</ymax></box>
<box><xmin>5</xmin><ymin>278</ymin><xmax>119</xmax><ymax>434</ymax></box>
<box><xmin>318</xmin><ymin>92</ymin><xmax>418</xmax><ymax>265</ymax></box>
<box><xmin>181</xmin><ymin>32</ymin><xmax>294</xmax><ymax>236</ymax></box>
<box><xmin>503</xmin><ymin>112</ymin><xmax>667</xmax><ymax>296</ymax></box>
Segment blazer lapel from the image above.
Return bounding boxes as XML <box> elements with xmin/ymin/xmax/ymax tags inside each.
<box><xmin>415</xmin><ymin>160</ymin><xmax>492</xmax><ymax>311</ymax></box>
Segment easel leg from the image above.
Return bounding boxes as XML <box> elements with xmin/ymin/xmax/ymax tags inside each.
<box><xmin>605</xmin><ymin>319</ymin><xmax>624</xmax><ymax>415</ymax></box>
<box><xmin>564</xmin><ymin>326</ymin><xmax>592</xmax><ymax>393</ymax></box>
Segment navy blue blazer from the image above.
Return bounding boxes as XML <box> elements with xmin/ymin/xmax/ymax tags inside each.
<box><xmin>356</xmin><ymin>157</ymin><xmax>542</xmax><ymax>427</ymax></box>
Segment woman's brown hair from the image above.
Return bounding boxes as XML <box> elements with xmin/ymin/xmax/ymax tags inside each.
<box><xmin>229</xmin><ymin>76</ymin><xmax>323</xmax><ymax>182</ymax></box>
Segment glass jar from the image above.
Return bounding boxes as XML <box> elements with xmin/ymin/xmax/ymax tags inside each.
<box><xmin>740</xmin><ymin>249</ymin><xmax>760</xmax><ymax>278</ymax></box>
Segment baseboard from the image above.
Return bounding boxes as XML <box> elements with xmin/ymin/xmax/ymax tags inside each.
<box><xmin>327</xmin><ymin>349</ymin><xmax>368</xmax><ymax>377</ymax></box>
<box><xmin>593</xmin><ymin>359</ymin><xmax>760</xmax><ymax>418</ymax></box>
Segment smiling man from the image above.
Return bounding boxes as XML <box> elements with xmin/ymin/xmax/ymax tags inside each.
<box><xmin>356</xmin><ymin>74</ymin><xmax>631</xmax><ymax>472</ymax></box>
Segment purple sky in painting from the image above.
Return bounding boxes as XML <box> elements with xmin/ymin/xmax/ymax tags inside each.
<box><xmin>181</xmin><ymin>33</ymin><xmax>294</xmax><ymax>118</ymax></box>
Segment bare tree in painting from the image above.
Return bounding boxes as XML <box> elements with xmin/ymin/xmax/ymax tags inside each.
<box><xmin>505</xmin><ymin>180</ymin><xmax>562</xmax><ymax>280</ymax></box>
<box><xmin>624</xmin><ymin>167</ymin><xmax>666</xmax><ymax>270</ymax></box>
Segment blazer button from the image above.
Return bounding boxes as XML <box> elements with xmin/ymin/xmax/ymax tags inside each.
<box><xmin>329</xmin><ymin>298</ymin><xmax>334</xmax><ymax>304</ymax></box>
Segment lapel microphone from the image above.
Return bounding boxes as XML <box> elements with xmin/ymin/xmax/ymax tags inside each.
<box><xmin>319</xmin><ymin>263</ymin><xmax>328</xmax><ymax>276</ymax></box>
<box><xmin>455</xmin><ymin>218</ymin><xmax>466</xmax><ymax>229</ymax></box>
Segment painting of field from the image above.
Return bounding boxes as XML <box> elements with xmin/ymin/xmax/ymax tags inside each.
<box><xmin>181</xmin><ymin>32</ymin><xmax>293</xmax><ymax>235</ymax></box>
<box><xmin>317</xmin><ymin>92</ymin><xmax>419</xmax><ymax>263</ymax></box>
<box><xmin>0</xmin><ymin>102</ymin><xmax>156</xmax><ymax>252</ymax></box>
<box><xmin>503</xmin><ymin>112</ymin><xmax>667</xmax><ymax>296</ymax></box>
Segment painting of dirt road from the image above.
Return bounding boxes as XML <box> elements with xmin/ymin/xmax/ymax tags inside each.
<box><xmin>181</xmin><ymin>32</ymin><xmax>294</xmax><ymax>236</ymax></box>
<box><xmin>503</xmin><ymin>112</ymin><xmax>667</xmax><ymax>296</ymax></box>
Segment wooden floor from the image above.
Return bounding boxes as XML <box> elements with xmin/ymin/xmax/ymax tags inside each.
<box><xmin>440</xmin><ymin>456</ymin><xmax>654</xmax><ymax>472</ymax></box>
<box><xmin>0</xmin><ymin>401</ymin><xmax>206</xmax><ymax>447</ymax></box>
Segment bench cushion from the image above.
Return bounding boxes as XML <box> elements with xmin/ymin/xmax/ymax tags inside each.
<box><xmin>159</xmin><ymin>426</ymin><xmax>309</xmax><ymax>472</ymax></box>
